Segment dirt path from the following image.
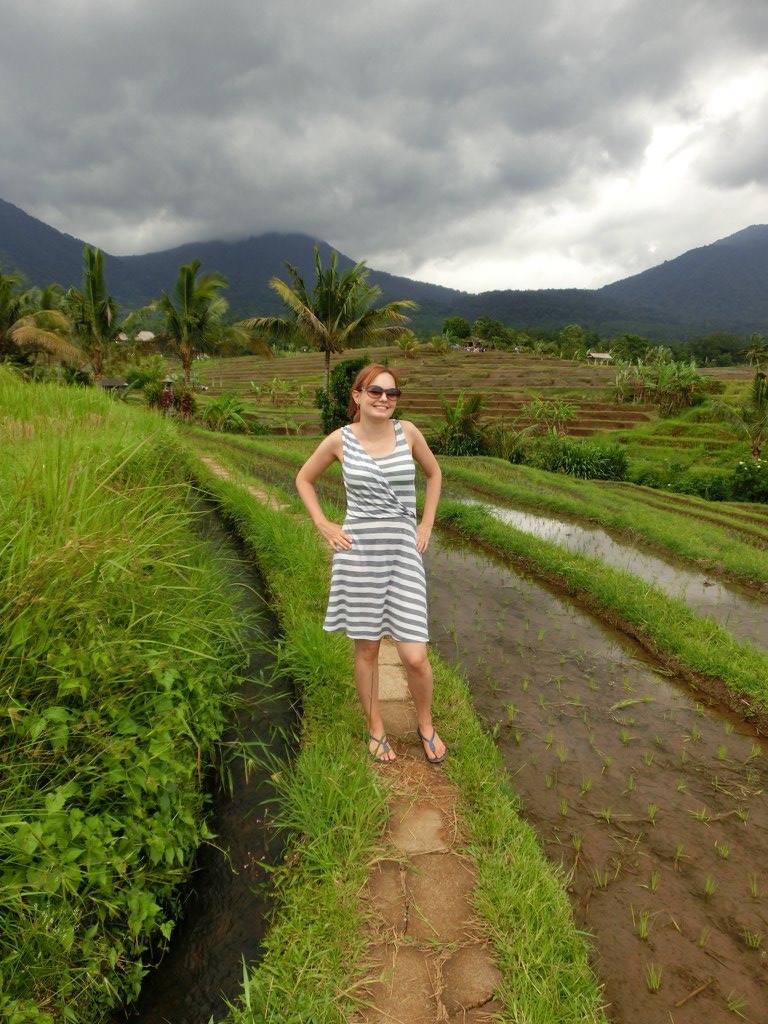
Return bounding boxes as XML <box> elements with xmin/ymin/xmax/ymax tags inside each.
<box><xmin>195</xmin><ymin>454</ymin><xmax>504</xmax><ymax>1022</ymax></box>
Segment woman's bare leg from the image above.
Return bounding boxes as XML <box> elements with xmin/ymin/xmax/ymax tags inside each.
<box><xmin>395</xmin><ymin>640</ymin><xmax>446</xmax><ymax>759</ymax></box>
<box><xmin>354</xmin><ymin>638</ymin><xmax>395</xmax><ymax>760</ymax></box>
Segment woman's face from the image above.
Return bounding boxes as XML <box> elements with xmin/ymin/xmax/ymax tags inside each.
<box><xmin>357</xmin><ymin>371</ymin><xmax>399</xmax><ymax>421</ymax></box>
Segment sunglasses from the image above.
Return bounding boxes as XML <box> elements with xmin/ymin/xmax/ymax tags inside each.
<box><xmin>364</xmin><ymin>385</ymin><xmax>401</xmax><ymax>399</ymax></box>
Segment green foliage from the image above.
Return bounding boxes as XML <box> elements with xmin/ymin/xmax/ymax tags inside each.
<box><xmin>64</xmin><ymin>246</ymin><xmax>120</xmax><ymax>378</ymax></box>
<box><xmin>314</xmin><ymin>356</ymin><xmax>368</xmax><ymax>434</ymax></box>
<box><xmin>522</xmin><ymin>396</ymin><xmax>577</xmax><ymax>434</ymax></box>
<box><xmin>123</xmin><ymin>354</ymin><xmax>167</xmax><ymax>390</ymax></box>
<box><xmin>201</xmin><ymin>392</ymin><xmax>251</xmax><ymax>433</ymax></box>
<box><xmin>614</xmin><ymin>359</ymin><xmax>709</xmax><ymax>415</ymax></box>
<box><xmin>0</xmin><ymin>369</ymin><xmax>246</xmax><ymax>1021</ymax></box>
<box><xmin>731</xmin><ymin>458</ymin><xmax>768</xmax><ymax>502</ymax></box>
<box><xmin>442</xmin><ymin>315</ymin><xmax>471</xmax><ymax>338</ymax></box>
<box><xmin>528</xmin><ymin>433</ymin><xmax>629</xmax><ymax>480</ymax></box>
<box><xmin>430</xmin><ymin>390</ymin><xmax>488</xmax><ymax>455</ymax></box>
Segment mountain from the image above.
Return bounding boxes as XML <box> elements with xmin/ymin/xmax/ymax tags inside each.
<box><xmin>1</xmin><ymin>196</ymin><xmax>767</xmax><ymax>337</ymax></box>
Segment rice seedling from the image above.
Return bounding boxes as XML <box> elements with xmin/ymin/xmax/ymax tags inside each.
<box><xmin>715</xmin><ymin>841</ymin><xmax>730</xmax><ymax>860</ymax></box>
<box><xmin>695</xmin><ymin>702</ymin><xmax>706</xmax><ymax>717</ymax></box>
<box><xmin>570</xmin><ymin>832</ymin><xmax>583</xmax><ymax>854</ymax></box>
<box><xmin>673</xmin><ymin>844</ymin><xmax>685</xmax><ymax>871</ymax></box>
<box><xmin>698</xmin><ymin>927</ymin><xmax>711</xmax><ymax>948</ymax></box>
<box><xmin>545</xmin><ymin>773</ymin><xmax>556</xmax><ymax>790</ymax></box>
<box><xmin>653</xmin><ymin>734</ymin><xmax>664</xmax><ymax>748</ymax></box>
<box><xmin>556</xmin><ymin>743</ymin><xmax>568</xmax><ymax>764</ymax></box>
<box><xmin>647</xmin><ymin>870</ymin><xmax>660</xmax><ymax>894</ymax></box>
<box><xmin>632</xmin><ymin>907</ymin><xmax>650</xmax><ymax>941</ymax></box>
<box><xmin>520</xmin><ymin>675</ymin><xmax>530</xmax><ymax>692</ymax></box>
<box><xmin>544</xmin><ymin>728</ymin><xmax>554</xmax><ymax>746</ymax></box>
<box><xmin>619</xmin><ymin>729</ymin><xmax>634</xmax><ymax>746</ymax></box>
<box><xmin>725</xmin><ymin>721</ymin><xmax>734</xmax><ymax>735</ymax></box>
<box><xmin>725</xmin><ymin>992</ymin><xmax>747</xmax><ymax>1017</ymax></box>
<box><xmin>601</xmin><ymin>756</ymin><xmax>613</xmax><ymax>774</ymax></box>
<box><xmin>624</xmin><ymin>773</ymin><xmax>636</xmax><ymax>794</ymax></box>
<box><xmin>513</xmin><ymin>729</ymin><xmax>523</xmax><ymax>746</ymax></box>
<box><xmin>748</xmin><ymin>873</ymin><xmax>761</xmax><ymax>899</ymax></box>
<box><xmin>592</xmin><ymin>867</ymin><xmax>610</xmax><ymax>889</ymax></box>
<box><xmin>689</xmin><ymin>807</ymin><xmax>712</xmax><ymax>824</ymax></box>
<box><xmin>642</xmin><ymin>752</ymin><xmax>655</xmax><ymax>767</ymax></box>
<box><xmin>703</xmin><ymin>875</ymin><xmax>718</xmax><ymax>900</ymax></box>
<box><xmin>559</xmin><ymin>798</ymin><xmax>569</xmax><ymax>818</ymax></box>
<box><xmin>742</xmin><ymin>927</ymin><xmax>762</xmax><ymax>950</ymax></box>
<box><xmin>506</xmin><ymin>702</ymin><xmax>518</xmax><ymax>724</ymax></box>
<box><xmin>676</xmin><ymin>779</ymin><xmax>687</xmax><ymax>792</ymax></box>
<box><xmin>647</xmin><ymin>803</ymin><xmax>659</xmax><ymax>826</ymax></box>
<box><xmin>748</xmin><ymin>742</ymin><xmax>763</xmax><ymax>760</ymax></box>
<box><xmin>580</xmin><ymin>777</ymin><xmax>593</xmax><ymax>795</ymax></box>
<box><xmin>735</xmin><ymin>806</ymin><xmax>749</xmax><ymax>823</ymax></box>
<box><xmin>645</xmin><ymin>963</ymin><xmax>662</xmax><ymax>993</ymax></box>
<box><xmin>717</xmin><ymin>745</ymin><xmax>728</xmax><ymax>762</ymax></box>
<box><xmin>689</xmin><ymin>726</ymin><xmax>703</xmax><ymax>742</ymax></box>
<box><xmin>599</xmin><ymin>807</ymin><xmax>613</xmax><ymax>824</ymax></box>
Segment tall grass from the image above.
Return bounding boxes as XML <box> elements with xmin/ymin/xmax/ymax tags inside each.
<box><xmin>0</xmin><ymin>368</ymin><xmax>248</xmax><ymax>1022</ymax></box>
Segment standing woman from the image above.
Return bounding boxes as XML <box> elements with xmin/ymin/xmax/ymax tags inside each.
<box><xmin>295</xmin><ymin>363</ymin><xmax>446</xmax><ymax>765</ymax></box>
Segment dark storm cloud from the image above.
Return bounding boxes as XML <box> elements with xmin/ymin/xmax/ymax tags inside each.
<box><xmin>1</xmin><ymin>0</ymin><xmax>766</xmax><ymax>284</ymax></box>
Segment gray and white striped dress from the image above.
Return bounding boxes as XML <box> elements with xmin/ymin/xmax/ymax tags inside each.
<box><xmin>322</xmin><ymin>419</ymin><xmax>429</xmax><ymax>642</ymax></box>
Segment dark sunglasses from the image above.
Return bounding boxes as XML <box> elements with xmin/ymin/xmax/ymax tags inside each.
<box><xmin>364</xmin><ymin>385</ymin><xmax>401</xmax><ymax>399</ymax></box>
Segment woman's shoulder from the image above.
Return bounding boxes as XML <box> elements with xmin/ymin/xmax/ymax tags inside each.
<box><xmin>398</xmin><ymin>419</ymin><xmax>420</xmax><ymax>440</ymax></box>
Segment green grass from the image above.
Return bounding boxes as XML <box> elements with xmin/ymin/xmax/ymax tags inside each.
<box><xmin>188</xmin><ymin>452</ymin><xmax>609</xmax><ymax>1024</ymax></box>
<box><xmin>0</xmin><ymin>368</ymin><xmax>248</xmax><ymax>1022</ymax></box>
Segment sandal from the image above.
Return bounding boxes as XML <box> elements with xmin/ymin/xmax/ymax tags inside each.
<box><xmin>417</xmin><ymin>727</ymin><xmax>447</xmax><ymax>765</ymax></box>
<box><xmin>368</xmin><ymin>732</ymin><xmax>396</xmax><ymax>763</ymax></box>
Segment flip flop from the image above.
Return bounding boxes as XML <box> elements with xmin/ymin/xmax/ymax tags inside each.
<box><xmin>417</xmin><ymin>727</ymin><xmax>447</xmax><ymax>765</ymax></box>
<box><xmin>368</xmin><ymin>732</ymin><xmax>396</xmax><ymax>763</ymax></box>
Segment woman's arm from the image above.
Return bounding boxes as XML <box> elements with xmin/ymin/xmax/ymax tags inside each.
<box><xmin>403</xmin><ymin>421</ymin><xmax>442</xmax><ymax>553</ymax></box>
<box><xmin>295</xmin><ymin>431</ymin><xmax>354</xmax><ymax>551</ymax></box>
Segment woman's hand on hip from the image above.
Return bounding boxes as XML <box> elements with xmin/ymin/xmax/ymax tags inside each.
<box><xmin>416</xmin><ymin>522</ymin><xmax>432</xmax><ymax>553</ymax></box>
<box><xmin>317</xmin><ymin>519</ymin><xmax>354</xmax><ymax>551</ymax></box>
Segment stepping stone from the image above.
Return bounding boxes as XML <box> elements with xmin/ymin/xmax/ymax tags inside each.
<box><xmin>441</xmin><ymin>944</ymin><xmax>503</xmax><ymax>1016</ymax></box>
<box><xmin>377</xmin><ymin>662</ymin><xmax>408</xmax><ymax>700</ymax></box>
<box><xmin>405</xmin><ymin>852</ymin><xmax>477</xmax><ymax>943</ymax></box>
<box><xmin>367</xmin><ymin>861</ymin><xmax>406</xmax><ymax>935</ymax></box>
<box><xmin>378</xmin><ymin>638</ymin><xmax>402</xmax><ymax>665</ymax></box>
<box><xmin>387</xmin><ymin>800</ymin><xmax>449</xmax><ymax>855</ymax></box>
<box><xmin>356</xmin><ymin>943</ymin><xmax>439</xmax><ymax>1023</ymax></box>
<box><xmin>379</xmin><ymin>700</ymin><xmax>418</xmax><ymax>738</ymax></box>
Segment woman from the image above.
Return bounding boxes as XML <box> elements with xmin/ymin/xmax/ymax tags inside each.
<box><xmin>295</xmin><ymin>363</ymin><xmax>446</xmax><ymax>765</ymax></box>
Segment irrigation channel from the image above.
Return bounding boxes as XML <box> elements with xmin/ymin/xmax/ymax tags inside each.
<box><xmin>426</xmin><ymin>533</ymin><xmax>768</xmax><ymax>1023</ymax></box>
<box><xmin>449</xmin><ymin>493</ymin><xmax>768</xmax><ymax>651</ymax></box>
<box><xmin>116</xmin><ymin>506</ymin><xmax>295</xmax><ymax>1024</ymax></box>
<box><xmin>195</xmin><ymin>442</ymin><xmax>768</xmax><ymax>1022</ymax></box>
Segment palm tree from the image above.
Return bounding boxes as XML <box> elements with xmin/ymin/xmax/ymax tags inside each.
<box><xmin>0</xmin><ymin>271</ymin><xmax>81</xmax><ymax>365</ymax></box>
<box><xmin>714</xmin><ymin>370</ymin><xmax>768</xmax><ymax>459</ymax></box>
<box><xmin>743</xmin><ymin>333</ymin><xmax>767</xmax><ymax>370</ymax></box>
<box><xmin>156</xmin><ymin>260</ymin><xmax>270</xmax><ymax>387</ymax></box>
<box><xmin>242</xmin><ymin>246</ymin><xmax>417</xmax><ymax>394</ymax></box>
<box><xmin>64</xmin><ymin>246</ymin><xmax>120</xmax><ymax>379</ymax></box>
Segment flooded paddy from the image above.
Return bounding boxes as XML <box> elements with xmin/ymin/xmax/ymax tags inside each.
<box><xmin>452</xmin><ymin>495</ymin><xmax>768</xmax><ymax>651</ymax></box>
<box><xmin>425</xmin><ymin>536</ymin><xmax>768</xmax><ymax>1024</ymax></box>
<box><xmin>119</xmin><ymin>509</ymin><xmax>295</xmax><ymax>1024</ymax></box>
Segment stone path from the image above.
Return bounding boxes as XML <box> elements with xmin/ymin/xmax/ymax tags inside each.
<box><xmin>354</xmin><ymin>638</ymin><xmax>503</xmax><ymax>1024</ymax></box>
<box><xmin>195</xmin><ymin>454</ymin><xmax>505</xmax><ymax>1022</ymax></box>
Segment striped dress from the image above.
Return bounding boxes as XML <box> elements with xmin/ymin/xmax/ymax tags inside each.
<box><xmin>322</xmin><ymin>419</ymin><xmax>429</xmax><ymax>642</ymax></box>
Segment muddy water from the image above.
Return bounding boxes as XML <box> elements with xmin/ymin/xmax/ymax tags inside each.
<box><xmin>452</xmin><ymin>495</ymin><xmax>768</xmax><ymax>651</ymax></box>
<box><xmin>425</xmin><ymin>537</ymin><xmax>768</xmax><ymax>1024</ymax></box>
<box><xmin>118</xmin><ymin>510</ymin><xmax>295</xmax><ymax>1024</ymax></box>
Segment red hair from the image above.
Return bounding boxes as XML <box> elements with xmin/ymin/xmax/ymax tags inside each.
<box><xmin>347</xmin><ymin>363</ymin><xmax>401</xmax><ymax>422</ymax></box>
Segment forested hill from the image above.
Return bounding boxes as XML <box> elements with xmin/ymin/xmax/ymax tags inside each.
<box><xmin>1</xmin><ymin>196</ymin><xmax>767</xmax><ymax>337</ymax></box>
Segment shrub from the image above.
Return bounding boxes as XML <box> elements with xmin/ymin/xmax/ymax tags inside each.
<box><xmin>123</xmin><ymin>355</ymin><xmax>167</xmax><ymax>390</ymax></box>
<box><xmin>201</xmin><ymin>393</ymin><xmax>250</xmax><ymax>433</ymax></box>
<box><xmin>314</xmin><ymin>356</ymin><xmax>368</xmax><ymax>434</ymax></box>
<box><xmin>429</xmin><ymin>391</ymin><xmax>488</xmax><ymax>456</ymax></box>
<box><xmin>528</xmin><ymin>433</ymin><xmax>629</xmax><ymax>480</ymax></box>
<box><xmin>731</xmin><ymin>459</ymin><xmax>768</xmax><ymax>502</ymax></box>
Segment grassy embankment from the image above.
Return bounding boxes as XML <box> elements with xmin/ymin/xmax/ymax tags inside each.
<box><xmin>187</xmin><ymin>453</ymin><xmax>608</xmax><ymax>1024</ymax></box>
<box><xmin>190</xmin><ymin>431</ymin><xmax>768</xmax><ymax>721</ymax></box>
<box><xmin>0</xmin><ymin>369</ymin><xmax>248</xmax><ymax>1023</ymax></box>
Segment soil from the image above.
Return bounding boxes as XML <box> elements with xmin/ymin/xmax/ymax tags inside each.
<box><xmin>425</xmin><ymin>536</ymin><xmax>768</xmax><ymax>1024</ymax></box>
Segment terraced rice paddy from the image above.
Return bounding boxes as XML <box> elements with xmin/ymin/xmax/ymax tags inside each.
<box><xmin>197</xmin><ymin>349</ymin><xmax>658</xmax><ymax>436</ymax></box>
<box><xmin>188</xmin><ymin>430</ymin><xmax>768</xmax><ymax>1022</ymax></box>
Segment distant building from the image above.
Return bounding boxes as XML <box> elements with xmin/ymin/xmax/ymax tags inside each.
<box><xmin>135</xmin><ymin>331</ymin><xmax>155</xmax><ymax>343</ymax></box>
<box><xmin>587</xmin><ymin>350</ymin><xmax>613</xmax><ymax>363</ymax></box>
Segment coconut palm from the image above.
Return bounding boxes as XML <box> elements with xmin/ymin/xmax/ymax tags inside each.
<box><xmin>156</xmin><ymin>260</ymin><xmax>269</xmax><ymax>387</ymax></box>
<box><xmin>64</xmin><ymin>246</ymin><xmax>121</xmax><ymax>379</ymax></box>
<box><xmin>714</xmin><ymin>371</ymin><xmax>768</xmax><ymax>459</ymax></box>
<box><xmin>743</xmin><ymin>333</ymin><xmax>767</xmax><ymax>369</ymax></box>
<box><xmin>0</xmin><ymin>271</ymin><xmax>81</xmax><ymax>365</ymax></box>
<box><xmin>242</xmin><ymin>245</ymin><xmax>417</xmax><ymax>394</ymax></box>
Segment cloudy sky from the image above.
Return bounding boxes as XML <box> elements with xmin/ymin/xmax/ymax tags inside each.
<box><xmin>1</xmin><ymin>0</ymin><xmax>767</xmax><ymax>291</ymax></box>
